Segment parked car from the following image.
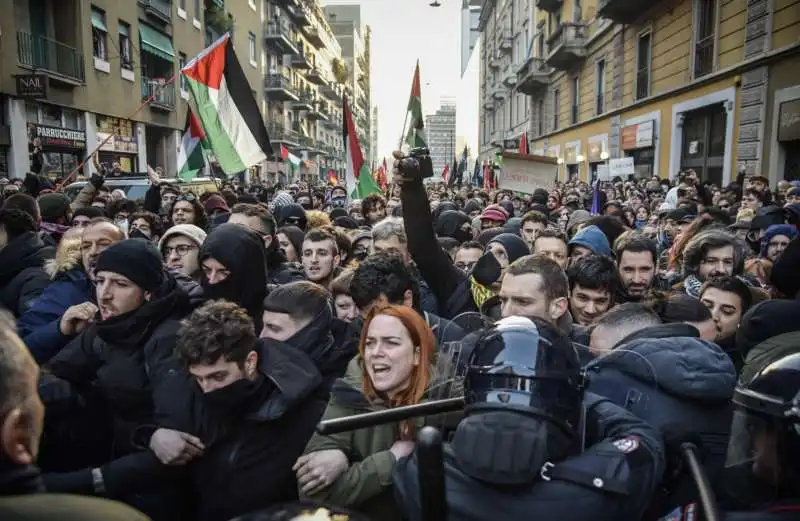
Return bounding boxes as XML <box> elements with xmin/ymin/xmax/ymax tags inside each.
<box><xmin>64</xmin><ymin>176</ymin><xmax>219</xmax><ymax>201</ymax></box>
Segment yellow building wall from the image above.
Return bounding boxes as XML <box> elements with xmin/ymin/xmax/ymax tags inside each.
<box><xmin>718</xmin><ymin>0</ymin><xmax>747</xmax><ymax>70</ymax></box>
<box><xmin>773</xmin><ymin>0</ymin><xmax>800</xmax><ymax>49</ymax></box>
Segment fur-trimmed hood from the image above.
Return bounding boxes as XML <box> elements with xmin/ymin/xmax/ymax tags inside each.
<box><xmin>44</xmin><ymin>237</ymin><xmax>83</xmax><ymax>279</ymax></box>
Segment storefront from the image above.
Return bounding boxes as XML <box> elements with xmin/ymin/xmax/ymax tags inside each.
<box><xmin>25</xmin><ymin>102</ymin><xmax>86</xmax><ymax>179</ymax></box>
<box><xmin>777</xmin><ymin>98</ymin><xmax>800</xmax><ymax>181</ymax></box>
<box><xmin>587</xmin><ymin>134</ymin><xmax>609</xmax><ymax>182</ymax></box>
<box><xmin>621</xmin><ymin>120</ymin><xmax>656</xmax><ymax>179</ymax></box>
<box><xmin>679</xmin><ymin>104</ymin><xmax>726</xmax><ymax>186</ymax></box>
<box><xmin>96</xmin><ymin>116</ymin><xmax>139</xmax><ymax>173</ymax></box>
<box><xmin>564</xmin><ymin>141</ymin><xmax>581</xmax><ymax>181</ymax></box>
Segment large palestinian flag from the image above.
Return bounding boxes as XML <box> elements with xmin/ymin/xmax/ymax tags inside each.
<box><xmin>177</xmin><ymin>109</ymin><xmax>207</xmax><ymax>180</ymax></box>
<box><xmin>344</xmin><ymin>97</ymin><xmax>381</xmax><ymax>200</ymax></box>
<box><xmin>181</xmin><ymin>34</ymin><xmax>272</xmax><ymax>175</ymax></box>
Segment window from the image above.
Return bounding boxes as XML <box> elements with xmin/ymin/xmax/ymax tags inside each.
<box><xmin>636</xmin><ymin>31</ymin><xmax>651</xmax><ymax>100</ymax></box>
<box><xmin>119</xmin><ymin>22</ymin><xmax>132</xmax><ymax>70</ymax></box>
<box><xmin>537</xmin><ymin>99</ymin><xmax>544</xmax><ymax>136</ymax></box>
<box><xmin>179</xmin><ymin>0</ymin><xmax>186</xmax><ymax>9</ymax></box>
<box><xmin>248</xmin><ymin>32</ymin><xmax>257</xmax><ymax>66</ymax></box>
<box><xmin>91</xmin><ymin>7</ymin><xmax>108</xmax><ymax>60</ymax></box>
<box><xmin>571</xmin><ymin>76</ymin><xmax>579</xmax><ymax>124</ymax></box>
<box><xmin>193</xmin><ymin>0</ymin><xmax>201</xmax><ymax>21</ymax></box>
<box><xmin>574</xmin><ymin>0</ymin><xmax>582</xmax><ymax>22</ymax></box>
<box><xmin>595</xmin><ymin>59</ymin><xmax>605</xmax><ymax>115</ymax></box>
<box><xmin>694</xmin><ymin>0</ymin><xmax>716</xmax><ymax>78</ymax></box>
<box><xmin>553</xmin><ymin>88</ymin><xmax>560</xmax><ymax>131</ymax></box>
<box><xmin>179</xmin><ymin>53</ymin><xmax>188</xmax><ymax>91</ymax></box>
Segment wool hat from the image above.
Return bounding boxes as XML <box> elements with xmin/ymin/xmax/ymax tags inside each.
<box><xmin>95</xmin><ymin>239</ymin><xmax>164</xmax><ymax>292</ymax></box>
<box><xmin>487</xmin><ymin>233</ymin><xmax>530</xmax><ymax>263</ymax></box>
<box><xmin>203</xmin><ymin>193</ymin><xmax>230</xmax><ymax>214</ymax></box>
<box><xmin>158</xmin><ymin>224</ymin><xmax>207</xmax><ymax>251</ymax></box>
<box><xmin>480</xmin><ymin>204</ymin><xmax>509</xmax><ymax>224</ymax></box>
<box><xmin>37</xmin><ymin>193</ymin><xmax>71</xmax><ymax>222</ymax></box>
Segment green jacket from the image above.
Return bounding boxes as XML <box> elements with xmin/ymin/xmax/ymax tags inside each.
<box><xmin>302</xmin><ymin>356</ymin><xmax>461</xmax><ymax>521</ymax></box>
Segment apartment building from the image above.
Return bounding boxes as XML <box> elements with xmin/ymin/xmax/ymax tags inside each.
<box><xmin>426</xmin><ymin>100</ymin><xmax>458</xmax><ymax>176</ymax></box>
<box><xmin>0</xmin><ymin>0</ymin><xmax>270</xmax><ymax>179</ymax></box>
<box><xmin>325</xmin><ymin>4</ymin><xmax>373</xmax><ymax>168</ymax></box>
<box><xmin>479</xmin><ymin>0</ymin><xmax>800</xmax><ymax>186</ymax></box>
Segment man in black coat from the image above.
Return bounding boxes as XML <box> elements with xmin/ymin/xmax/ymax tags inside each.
<box><xmin>0</xmin><ymin>208</ymin><xmax>50</xmax><ymax>317</ymax></box>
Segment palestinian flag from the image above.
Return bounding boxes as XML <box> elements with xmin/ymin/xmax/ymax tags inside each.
<box><xmin>519</xmin><ymin>130</ymin><xmax>529</xmax><ymax>155</ymax></box>
<box><xmin>344</xmin><ymin>97</ymin><xmax>381</xmax><ymax>200</ymax></box>
<box><xmin>177</xmin><ymin>109</ymin><xmax>207</xmax><ymax>180</ymax></box>
<box><xmin>404</xmin><ymin>61</ymin><xmax>426</xmax><ymax>149</ymax></box>
<box><xmin>281</xmin><ymin>144</ymin><xmax>302</xmax><ymax>179</ymax></box>
<box><xmin>181</xmin><ymin>34</ymin><xmax>273</xmax><ymax>175</ymax></box>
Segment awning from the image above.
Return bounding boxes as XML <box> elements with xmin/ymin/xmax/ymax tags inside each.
<box><xmin>209</xmin><ymin>0</ymin><xmax>224</xmax><ymax>8</ymax></box>
<box><xmin>119</xmin><ymin>23</ymin><xmax>129</xmax><ymax>37</ymax></box>
<box><xmin>91</xmin><ymin>10</ymin><xmax>107</xmax><ymax>32</ymax></box>
<box><xmin>139</xmin><ymin>25</ymin><xmax>175</xmax><ymax>62</ymax></box>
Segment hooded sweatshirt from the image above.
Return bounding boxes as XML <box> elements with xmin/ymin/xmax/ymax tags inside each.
<box><xmin>435</xmin><ymin>210</ymin><xmax>473</xmax><ymax>244</ymax></box>
<box><xmin>568</xmin><ymin>225</ymin><xmax>612</xmax><ymax>258</ymax></box>
<box><xmin>200</xmin><ymin>223</ymin><xmax>268</xmax><ymax>328</ymax></box>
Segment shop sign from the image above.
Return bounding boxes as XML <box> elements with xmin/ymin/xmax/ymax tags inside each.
<box><xmin>587</xmin><ymin>134</ymin><xmax>608</xmax><ymax>162</ymax></box>
<box><xmin>609</xmin><ymin>157</ymin><xmax>635</xmax><ymax>177</ymax></box>
<box><xmin>621</xmin><ymin>120</ymin><xmax>654</xmax><ymax>150</ymax></box>
<box><xmin>778</xmin><ymin>99</ymin><xmax>800</xmax><ymax>142</ymax></box>
<box><xmin>503</xmin><ymin>138</ymin><xmax>519</xmax><ymax>150</ymax></box>
<box><xmin>96</xmin><ymin>132</ymin><xmax>138</xmax><ymax>154</ymax></box>
<box><xmin>15</xmin><ymin>74</ymin><xmax>47</xmax><ymax>99</ymax></box>
<box><xmin>29</xmin><ymin>123</ymin><xmax>86</xmax><ymax>149</ymax></box>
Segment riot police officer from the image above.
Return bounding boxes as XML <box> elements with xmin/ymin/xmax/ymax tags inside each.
<box><xmin>393</xmin><ymin>316</ymin><xmax>665</xmax><ymax>521</ymax></box>
<box><xmin>718</xmin><ymin>352</ymin><xmax>800</xmax><ymax>520</ymax></box>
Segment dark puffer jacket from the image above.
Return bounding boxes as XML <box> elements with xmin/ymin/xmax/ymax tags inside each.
<box><xmin>0</xmin><ymin>232</ymin><xmax>51</xmax><ymax>317</ymax></box>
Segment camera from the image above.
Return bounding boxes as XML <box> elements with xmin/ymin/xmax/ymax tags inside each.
<box><xmin>398</xmin><ymin>147</ymin><xmax>434</xmax><ymax>180</ymax></box>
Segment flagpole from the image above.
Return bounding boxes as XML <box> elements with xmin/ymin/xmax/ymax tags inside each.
<box><xmin>60</xmin><ymin>71</ymin><xmax>181</xmax><ymax>187</ymax></box>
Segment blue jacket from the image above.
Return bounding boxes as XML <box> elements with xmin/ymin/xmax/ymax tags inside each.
<box><xmin>586</xmin><ymin>334</ymin><xmax>736</xmax><ymax>520</ymax></box>
<box><xmin>18</xmin><ymin>265</ymin><xmax>91</xmax><ymax>365</ymax></box>
<box><xmin>394</xmin><ymin>394</ymin><xmax>665</xmax><ymax>521</ymax></box>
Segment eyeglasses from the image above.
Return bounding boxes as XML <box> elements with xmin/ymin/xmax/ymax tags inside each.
<box><xmin>175</xmin><ymin>194</ymin><xmax>196</xmax><ymax>203</ymax></box>
<box><xmin>163</xmin><ymin>244</ymin><xmax>197</xmax><ymax>257</ymax></box>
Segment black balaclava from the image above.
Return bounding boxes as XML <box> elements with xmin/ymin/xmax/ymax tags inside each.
<box><xmin>436</xmin><ymin>210</ymin><xmax>473</xmax><ymax>244</ymax></box>
<box><xmin>487</xmin><ymin>233</ymin><xmax>530</xmax><ymax>263</ymax></box>
<box><xmin>499</xmin><ymin>200</ymin><xmax>515</xmax><ymax>218</ymax></box>
<box><xmin>276</xmin><ymin>203</ymin><xmax>308</xmax><ymax>230</ymax></box>
<box><xmin>200</xmin><ymin>223</ymin><xmax>268</xmax><ymax>328</ymax></box>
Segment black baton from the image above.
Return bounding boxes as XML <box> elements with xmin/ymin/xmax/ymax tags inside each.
<box><xmin>417</xmin><ymin>426</ymin><xmax>448</xmax><ymax>521</ymax></box>
<box><xmin>681</xmin><ymin>442</ymin><xmax>721</xmax><ymax>521</ymax></box>
<box><xmin>316</xmin><ymin>397</ymin><xmax>465</xmax><ymax>435</ymax></box>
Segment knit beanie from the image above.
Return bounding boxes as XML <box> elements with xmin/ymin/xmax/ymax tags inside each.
<box><xmin>487</xmin><ymin>233</ymin><xmax>530</xmax><ymax>263</ymax></box>
<box><xmin>480</xmin><ymin>204</ymin><xmax>509</xmax><ymax>224</ymax></box>
<box><xmin>158</xmin><ymin>224</ymin><xmax>207</xmax><ymax>251</ymax></box>
<box><xmin>95</xmin><ymin>239</ymin><xmax>165</xmax><ymax>292</ymax></box>
<box><xmin>203</xmin><ymin>193</ymin><xmax>230</xmax><ymax>214</ymax></box>
<box><xmin>272</xmin><ymin>191</ymin><xmax>294</xmax><ymax>210</ymax></box>
<box><xmin>37</xmin><ymin>193</ymin><xmax>71</xmax><ymax>222</ymax></box>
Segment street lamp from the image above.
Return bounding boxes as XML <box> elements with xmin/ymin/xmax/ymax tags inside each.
<box><xmin>430</xmin><ymin>0</ymin><xmax>442</xmax><ymax>6</ymax></box>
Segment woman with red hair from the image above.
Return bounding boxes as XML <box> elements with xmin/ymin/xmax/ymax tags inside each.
<box><xmin>294</xmin><ymin>304</ymin><xmax>436</xmax><ymax>521</ymax></box>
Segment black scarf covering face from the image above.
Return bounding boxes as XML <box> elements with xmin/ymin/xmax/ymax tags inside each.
<box><xmin>286</xmin><ymin>305</ymin><xmax>334</xmax><ymax>365</ymax></box>
<box><xmin>95</xmin><ymin>275</ymin><xmax>186</xmax><ymax>348</ymax></box>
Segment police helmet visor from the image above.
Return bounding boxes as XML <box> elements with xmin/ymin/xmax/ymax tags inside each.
<box><xmin>725</xmin><ymin>409</ymin><xmax>772</xmax><ymax>469</ymax></box>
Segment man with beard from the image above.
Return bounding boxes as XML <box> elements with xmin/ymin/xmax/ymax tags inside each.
<box><xmin>18</xmin><ymin>218</ymin><xmax>124</xmax><ymax>363</ymax></box>
<box><xmin>39</xmin><ymin>240</ymin><xmax>195</xmax><ymax>519</ymax></box>
<box><xmin>158</xmin><ymin>300</ymin><xmax>328</xmax><ymax>521</ymax></box>
<box><xmin>260</xmin><ymin>281</ymin><xmax>355</xmax><ymax>391</ymax></box>
<box><xmin>393</xmin><ymin>316</ymin><xmax>664</xmax><ymax>521</ymax></box>
<box><xmin>676</xmin><ymin>229</ymin><xmax>745</xmax><ymax>297</ymax></box>
<box><xmin>0</xmin><ymin>311</ymin><xmax>150</xmax><ymax>520</ymax></box>
<box><xmin>614</xmin><ymin>235</ymin><xmax>659</xmax><ymax>301</ymax></box>
<box><xmin>301</xmin><ymin>229</ymin><xmax>341</xmax><ymax>290</ymax></box>
<box><xmin>199</xmin><ymin>223</ymin><xmax>268</xmax><ymax>330</ymax></box>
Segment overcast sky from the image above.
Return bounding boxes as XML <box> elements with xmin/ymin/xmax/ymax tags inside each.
<box><xmin>323</xmin><ymin>0</ymin><xmax>462</xmax><ymax>163</ymax></box>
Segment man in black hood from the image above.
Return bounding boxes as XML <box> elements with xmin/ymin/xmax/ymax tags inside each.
<box><xmin>199</xmin><ymin>223</ymin><xmax>268</xmax><ymax>330</ymax></box>
<box><xmin>435</xmin><ymin>210</ymin><xmax>473</xmax><ymax>244</ymax></box>
<box><xmin>0</xmin><ymin>208</ymin><xmax>50</xmax><ymax>317</ymax></box>
<box><xmin>168</xmin><ymin>300</ymin><xmax>328</xmax><ymax>521</ymax></box>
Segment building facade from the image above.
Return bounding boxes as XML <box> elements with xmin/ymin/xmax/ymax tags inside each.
<box><xmin>478</xmin><ymin>0</ymin><xmax>800</xmax><ymax>186</ymax></box>
<box><xmin>324</xmin><ymin>4</ymin><xmax>372</xmax><ymax>168</ymax></box>
<box><xmin>426</xmin><ymin>99</ymin><xmax>458</xmax><ymax>176</ymax></box>
<box><xmin>461</xmin><ymin>0</ymin><xmax>482</xmax><ymax>77</ymax></box>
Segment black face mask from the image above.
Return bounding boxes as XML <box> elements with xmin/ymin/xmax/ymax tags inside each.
<box><xmin>204</xmin><ymin>375</ymin><xmax>268</xmax><ymax>420</ymax></box>
<box><xmin>127</xmin><ymin>227</ymin><xmax>151</xmax><ymax>241</ymax></box>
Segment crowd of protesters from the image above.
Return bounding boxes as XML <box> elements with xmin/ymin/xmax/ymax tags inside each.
<box><xmin>0</xmin><ymin>158</ymin><xmax>799</xmax><ymax>521</ymax></box>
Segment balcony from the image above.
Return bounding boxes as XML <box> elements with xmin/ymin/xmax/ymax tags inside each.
<box><xmin>264</xmin><ymin>21</ymin><xmax>299</xmax><ymax>55</ymax></box>
<box><xmin>536</xmin><ymin>0</ymin><xmax>563</xmax><ymax>12</ymax></box>
<box><xmin>307</xmin><ymin>102</ymin><xmax>329</xmax><ymax>122</ymax></box>
<box><xmin>16</xmin><ymin>32</ymin><xmax>85</xmax><ymax>85</ymax></box>
<box><xmin>492</xmin><ymin>85</ymin><xmax>507</xmax><ymax>101</ymax></box>
<box><xmin>502</xmin><ymin>65</ymin><xmax>517</xmax><ymax>87</ymax></box>
<box><xmin>324</xmin><ymin>111</ymin><xmax>341</xmax><ymax>128</ymax></box>
<box><xmin>302</xmin><ymin>26</ymin><xmax>326</xmax><ymax>49</ymax></box>
<box><xmin>598</xmin><ymin>0</ymin><xmax>665</xmax><ymax>24</ymax></box>
<box><xmin>491</xmin><ymin>130</ymin><xmax>503</xmax><ymax>147</ymax></box>
<box><xmin>499</xmin><ymin>32</ymin><xmax>513</xmax><ymax>53</ymax></box>
<box><xmin>292</xmin><ymin>91</ymin><xmax>314</xmax><ymax>111</ymax></box>
<box><xmin>320</xmin><ymin>82</ymin><xmax>342</xmax><ymax>102</ymax></box>
<box><xmin>295</xmin><ymin>135</ymin><xmax>314</xmax><ymax>151</ymax></box>
<box><xmin>287</xmin><ymin>4</ymin><xmax>311</xmax><ymax>26</ymax></box>
<box><xmin>140</xmin><ymin>0</ymin><xmax>172</xmax><ymax>24</ymax></box>
<box><xmin>268</xmin><ymin>124</ymin><xmax>299</xmax><ymax>146</ymax></box>
<box><xmin>305</xmin><ymin>67</ymin><xmax>327</xmax><ymax>86</ymax></box>
<box><xmin>264</xmin><ymin>74</ymin><xmax>300</xmax><ymax>101</ymax></box>
<box><xmin>517</xmin><ymin>57</ymin><xmax>551</xmax><ymax>94</ymax></box>
<box><xmin>483</xmin><ymin>96</ymin><xmax>496</xmax><ymax>111</ymax></box>
<box><xmin>141</xmin><ymin>78</ymin><xmax>175</xmax><ymax>111</ymax></box>
<box><xmin>291</xmin><ymin>48</ymin><xmax>313</xmax><ymax>69</ymax></box>
<box><xmin>546</xmin><ymin>23</ymin><xmax>588</xmax><ymax>71</ymax></box>
<box><xmin>489</xmin><ymin>53</ymin><xmax>503</xmax><ymax>69</ymax></box>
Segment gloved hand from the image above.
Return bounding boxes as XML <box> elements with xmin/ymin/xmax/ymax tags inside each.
<box><xmin>42</xmin><ymin>468</ymin><xmax>93</xmax><ymax>494</ymax></box>
<box><xmin>89</xmin><ymin>172</ymin><xmax>105</xmax><ymax>190</ymax></box>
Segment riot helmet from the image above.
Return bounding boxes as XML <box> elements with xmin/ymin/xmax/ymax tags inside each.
<box><xmin>727</xmin><ymin>352</ymin><xmax>800</xmax><ymax>492</ymax></box>
<box><xmin>464</xmin><ymin>316</ymin><xmax>584</xmax><ymax>438</ymax></box>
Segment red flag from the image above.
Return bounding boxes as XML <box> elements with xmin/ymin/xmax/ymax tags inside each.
<box><xmin>442</xmin><ymin>164</ymin><xmax>450</xmax><ymax>184</ymax></box>
<box><xmin>280</xmin><ymin>144</ymin><xmax>289</xmax><ymax>161</ymax></box>
<box><xmin>519</xmin><ymin>131</ymin><xmax>528</xmax><ymax>155</ymax></box>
